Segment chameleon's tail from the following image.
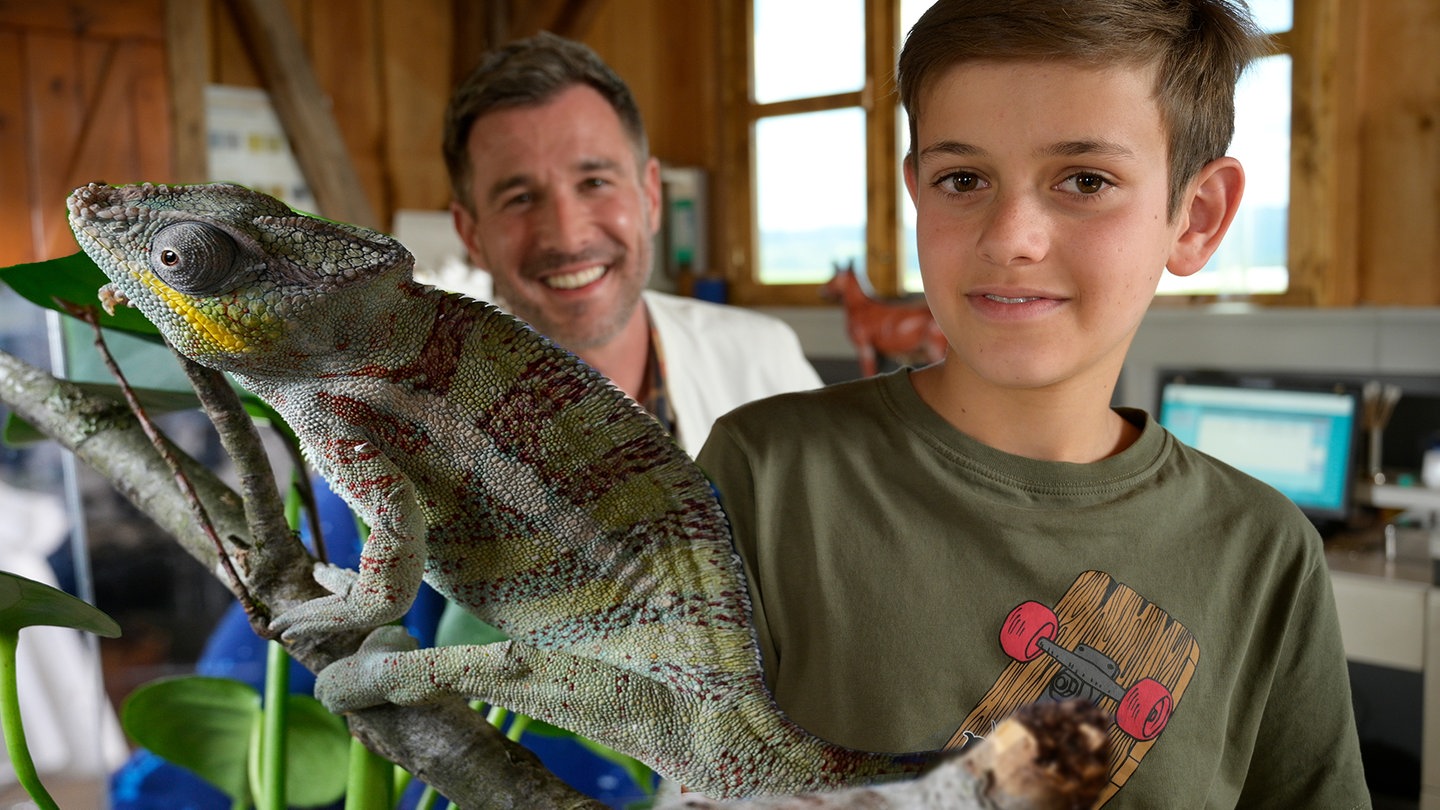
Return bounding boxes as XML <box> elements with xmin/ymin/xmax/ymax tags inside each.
<box><xmin>661</xmin><ymin>683</ymin><xmax>932</xmax><ymax>798</ymax></box>
<box><xmin>326</xmin><ymin>632</ymin><xmax>932</xmax><ymax>799</ymax></box>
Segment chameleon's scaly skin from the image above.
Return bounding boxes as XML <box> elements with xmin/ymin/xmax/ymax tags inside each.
<box><xmin>66</xmin><ymin>182</ymin><xmax>928</xmax><ymax>798</ymax></box>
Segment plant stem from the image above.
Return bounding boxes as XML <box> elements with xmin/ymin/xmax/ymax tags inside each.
<box><xmin>0</xmin><ymin>630</ymin><xmax>59</xmax><ymax>810</ymax></box>
<box><xmin>344</xmin><ymin>735</ymin><xmax>393</xmax><ymax>809</ymax></box>
<box><xmin>259</xmin><ymin>640</ymin><xmax>291</xmax><ymax>810</ymax></box>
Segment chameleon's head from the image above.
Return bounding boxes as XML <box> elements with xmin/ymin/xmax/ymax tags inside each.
<box><xmin>66</xmin><ymin>182</ymin><xmax>413</xmax><ymax>372</ymax></box>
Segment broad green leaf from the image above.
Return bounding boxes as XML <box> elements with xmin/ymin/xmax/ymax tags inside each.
<box><xmin>121</xmin><ymin>677</ymin><xmax>350</xmax><ymax>807</ymax></box>
<box><xmin>0</xmin><ymin>252</ymin><xmax>159</xmax><ymax>337</ymax></box>
<box><xmin>435</xmin><ymin>604</ymin><xmax>510</xmax><ymax>647</ymax></box>
<box><xmin>122</xmin><ymin>676</ymin><xmax>259</xmax><ymax>803</ymax></box>
<box><xmin>279</xmin><ymin>695</ymin><xmax>351</xmax><ymax>807</ymax></box>
<box><xmin>0</xmin><ymin>570</ymin><xmax>120</xmax><ymax>637</ymax></box>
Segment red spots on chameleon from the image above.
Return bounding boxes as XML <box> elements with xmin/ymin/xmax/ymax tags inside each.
<box><xmin>316</xmin><ymin>391</ymin><xmax>432</xmax><ymax>455</ymax></box>
<box><xmin>555</xmin><ymin>434</ymin><xmax>674</xmax><ymax>506</ymax></box>
<box><xmin>473</xmin><ymin>360</ymin><xmax>597</xmax><ymax>463</ymax></box>
<box><xmin>339</xmin><ymin>473</ymin><xmax>404</xmax><ymax>501</ymax></box>
<box><xmin>353</xmin><ymin>295</ymin><xmax>474</xmax><ymax>393</ymax></box>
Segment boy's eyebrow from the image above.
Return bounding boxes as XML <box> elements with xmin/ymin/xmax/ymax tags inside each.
<box><xmin>916</xmin><ymin>138</ymin><xmax>1138</xmax><ymax>162</ymax></box>
<box><xmin>1043</xmin><ymin>139</ymin><xmax>1137</xmax><ymax>160</ymax></box>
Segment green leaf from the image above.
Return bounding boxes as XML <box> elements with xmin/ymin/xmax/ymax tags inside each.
<box><xmin>121</xmin><ymin>676</ymin><xmax>259</xmax><ymax>803</ymax></box>
<box><xmin>435</xmin><ymin>604</ymin><xmax>510</xmax><ymax>647</ymax></box>
<box><xmin>280</xmin><ymin>695</ymin><xmax>351</xmax><ymax>807</ymax></box>
<box><xmin>0</xmin><ymin>252</ymin><xmax>159</xmax><ymax>337</ymax></box>
<box><xmin>121</xmin><ymin>677</ymin><xmax>351</xmax><ymax>807</ymax></box>
<box><xmin>0</xmin><ymin>570</ymin><xmax>120</xmax><ymax>637</ymax></box>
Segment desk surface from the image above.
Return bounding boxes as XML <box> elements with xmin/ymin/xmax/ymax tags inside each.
<box><xmin>1325</xmin><ymin>525</ymin><xmax>1436</xmax><ymax>589</ymax></box>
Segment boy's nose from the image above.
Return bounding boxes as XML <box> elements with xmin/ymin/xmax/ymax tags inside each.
<box><xmin>976</xmin><ymin>193</ymin><xmax>1047</xmax><ymax>266</ymax></box>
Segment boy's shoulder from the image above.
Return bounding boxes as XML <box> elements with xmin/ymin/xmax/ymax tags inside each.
<box><xmin>722</xmin><ymin>371</ymin><xmax>898</xmax><ymax>421</ymax></box>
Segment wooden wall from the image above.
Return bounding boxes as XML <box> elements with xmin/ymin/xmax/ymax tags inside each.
<box><xmin>1355</xmin><ymin>0</ymin><xmax>1440</xmax><ymax>306</ymax></box>
<box><xmin>0</xmin><ymin>0</ymin><xmax>718</xmax><ymax>266</ymax></box>
<box><xmin>0</xmin><ymin>0</ymin><xmax>1435</xmax><ymax>307</ymax></box>
<box><xmin>0</xmin><ymin>0</ymin><xmax>174</xmax><ymax>265</ymax></box>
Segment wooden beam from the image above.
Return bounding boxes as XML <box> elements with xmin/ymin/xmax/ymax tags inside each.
<box><xmin>1285</xmin><ymin>0</ymin><xmax>1361</xmax><ymax>306</ymax></box>
<box><xmin>165</xmin><ymin>0</ymin><xmax>209</xmax><ymax>182</ymax></box>
<box><xmin>511</xmin><ymin>0</ymin><xmax>606</xmax><ymax>41</ymax></box>
<box><xmin>549</xmin><ymin>0</ymin><xmax>606</xmax><ymax>40</ymax></box>
<box><xmin>221</xmin><ymin>0</ymin><xmax>380</xmax><ymax>229</ymax></box>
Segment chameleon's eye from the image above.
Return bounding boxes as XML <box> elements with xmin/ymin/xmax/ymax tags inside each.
<box><xmin>149</xmin><ymin>222</ymin><xmax>239</xmax><ymax>294</ymax></box>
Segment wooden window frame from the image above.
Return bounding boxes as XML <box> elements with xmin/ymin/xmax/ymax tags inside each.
<box><xmin>719</xmin><ymin>0</ymin><xmax>902</xmax><ymax>306</ymax></box>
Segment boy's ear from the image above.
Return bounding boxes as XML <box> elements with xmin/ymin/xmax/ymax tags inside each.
<box><xmin>902</xmin><ymin>154</ymin><xmax>920</xmax><ymax>205</ymax></box>
<box><xmin>1167</xmin><ymin>156</ymin><xmax>1245</xmax><ymax>277</ymax></box>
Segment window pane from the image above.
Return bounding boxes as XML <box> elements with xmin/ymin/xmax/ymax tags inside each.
<box><xmin>753</xmin><ymin>0</ymin><xmax>865</xmax><ymax>104</ymax></box>
<box><xmin>756</xmin><ymin>108</ymin><xmax>867</xmax><ymax>285</ymax></box>
<box><xmin>1158</xmin><ymin>54</ymin><xmax>1291</xmax><ymax>296</ymax></box>
<box><xmin>1248</xmin><ymin>0</ymin><xmax>1293</xmax><ymax>34</ymax></box>
<box><xmin>899</xmin><ymin>0</ymin><xmax>936</xmax><ymax>42</ymax></box>
<box><xmin>898</xmin><ymin>105</ymin><xmax>922</xmax><ymax>293</ymax></box>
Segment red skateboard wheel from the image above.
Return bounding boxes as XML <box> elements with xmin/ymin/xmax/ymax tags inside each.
<box><xmin>1116</xmin><ymin>677</ymin><xmax>1173</xmax><ymax>740</ymax></box>
<box><xmin>1000</xmin><ymin>601</ymin><xmax>1058</xmax><ymax>662</ymax></box>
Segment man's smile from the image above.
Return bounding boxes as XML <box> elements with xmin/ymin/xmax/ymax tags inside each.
<box><xmin>543</xmin><ymin>264</ymin><xmax>608</xmax><ymax>290</ymax></box>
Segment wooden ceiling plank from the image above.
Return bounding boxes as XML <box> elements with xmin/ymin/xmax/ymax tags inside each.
<box><xmin>0</xmin><ymin>0</ymin><xmax>166</xmax><ymax>41</ymax></box>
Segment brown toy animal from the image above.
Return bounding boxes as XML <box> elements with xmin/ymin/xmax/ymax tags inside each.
<box><xmin>821</xmin><ymin>261</ymin><xmax>947</xmax><ymax>377</ymax></box>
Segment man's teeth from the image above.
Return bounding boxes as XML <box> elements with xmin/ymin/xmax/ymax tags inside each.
<box><xmin>985</xmin><ymin>294</ymin><xmax>1040</xmax><ymax>304</ymax></box>
<box><xmin>545</xmin><ymin>265</ymin><xmax>607</xmax><ymax>290</ymax></box>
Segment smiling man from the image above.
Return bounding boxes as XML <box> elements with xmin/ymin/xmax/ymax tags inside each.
<box><xmin>443</xmin><ymin>32</ymin><xmax>820</xmax><ymax>455</ymax></box>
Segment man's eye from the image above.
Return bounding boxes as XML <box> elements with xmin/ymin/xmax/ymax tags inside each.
<box><xmin>580</xmin><ymin>177</ymin><xmax>610</xmax><ymax>190</ymax></box>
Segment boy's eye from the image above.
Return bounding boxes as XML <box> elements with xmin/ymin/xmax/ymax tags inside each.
<box><xmin>1064</xmin><ymin>173</ymin><xmax>1110</xmax><ymax>195</ymax></box>
<box><xmin>938</xmin><ymin>171</ymin><xmax>983</xmax><ymax>193</ymax></box>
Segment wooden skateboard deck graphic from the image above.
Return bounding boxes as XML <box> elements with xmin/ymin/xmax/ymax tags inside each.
<box><xmin>945</xmin><ymin>570</ymin><xmax>1200</xmax><ymax>807</ymax></box>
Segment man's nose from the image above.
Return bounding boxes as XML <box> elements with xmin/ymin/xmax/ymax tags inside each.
<box><xmin>535</xmin><ymin>191</ymin><xmax>591</xmax><ymax>253</ymax></box>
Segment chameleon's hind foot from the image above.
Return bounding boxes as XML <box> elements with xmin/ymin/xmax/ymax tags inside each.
<box><xmin>315</xmin><ymin>625</ymin><xmax>421</xmax><ymax>713</ymax></box>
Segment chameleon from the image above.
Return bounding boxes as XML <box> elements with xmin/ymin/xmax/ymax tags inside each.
<box><xmin>65</xmin><ymin>181</ymin><xmax>931</xmax><ymax>799</ymax></box>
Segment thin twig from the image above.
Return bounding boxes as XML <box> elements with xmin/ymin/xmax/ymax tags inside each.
<box><xmin>63</xmin><ymin>302</ymin><xmax>257</xmax><ymax>615</ymax></box>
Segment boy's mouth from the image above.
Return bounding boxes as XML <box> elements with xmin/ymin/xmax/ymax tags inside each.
<box><xmin>983</xmin><ymin>294</ymin><xmax>1042</xmax><ymax>304</ymax></box>
<box><xmin>543</xmin><ymin>264</ymin><xmax>608</xmax><ymax>290</ymax></box>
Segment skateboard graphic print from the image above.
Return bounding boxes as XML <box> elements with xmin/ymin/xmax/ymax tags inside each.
<box><xmin>946</xmin><ymin>571</ymin><xmax>1200</xmax><ymax>807</ymax></box>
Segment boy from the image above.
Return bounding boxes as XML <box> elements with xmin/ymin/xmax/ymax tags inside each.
<box><xmin>696</xmin><ymin>0</ymin><xmax>1371</xmax><ymax>806</ymax></box>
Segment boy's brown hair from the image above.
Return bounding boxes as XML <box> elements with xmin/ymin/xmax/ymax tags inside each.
<box><xmin>443</xmin><ymin>32</ymin><xmax>649</xmax><ymax>214</ymax></box>
<box><xmin>897</xmin><ymin>0</ymin><xmax>1270</xmax><ymax>218</ymax></box>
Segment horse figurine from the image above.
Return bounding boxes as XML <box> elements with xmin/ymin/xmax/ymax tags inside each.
<box><xmin>821</xmin><ymin>261</ymin><xmax>947</xmax><ymax>377</ymax></box>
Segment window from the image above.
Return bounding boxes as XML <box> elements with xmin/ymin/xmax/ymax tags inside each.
<box><xmin>1157</xmin><ymin>0</ymin><xmax>1293</xmax><ymax>296</ymax></box>
<box><xmin>723</xmin><ymin>1</ymin><xmax>1300</xmax><ymax>305</ymax></box>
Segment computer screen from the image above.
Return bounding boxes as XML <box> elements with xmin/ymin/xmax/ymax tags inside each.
<box><xmin>1157</xmin><ymin>373</ymin><xmax>1361</xmax><ymax>523</ymax></box>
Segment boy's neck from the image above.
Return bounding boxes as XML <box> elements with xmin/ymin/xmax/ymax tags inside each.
<box><xmin>909</xmin><ymin>363</ymin><xmax>1139</xmax><ymax>463</ymax></box>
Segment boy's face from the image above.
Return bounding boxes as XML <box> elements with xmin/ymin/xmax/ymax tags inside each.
<box><xmin>451</xmin><ymin>84</ymin><xmax>661</xmax><ymax>352</ymax></box>
<box><xmin>905</xmin><ymin>60</ymin><xmax>1201</xmax><ymax>395</ymax></box>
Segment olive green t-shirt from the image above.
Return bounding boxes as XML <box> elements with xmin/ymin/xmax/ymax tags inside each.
<box><xmin>697</xmin><ymin>370</ymin><xmax>1370</xmax><ymax>808</ymax></box>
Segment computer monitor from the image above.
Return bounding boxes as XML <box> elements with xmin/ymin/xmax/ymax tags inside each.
<box><xmin>1156</xmin><ymin>371</ymin><xmax>1362</xmax><ymax>525</ymax></box>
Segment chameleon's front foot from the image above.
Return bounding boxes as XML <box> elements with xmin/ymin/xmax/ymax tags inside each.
<box><xmin>314</xmin><ymin>625</ymin><xmax>421</xmax><ymax>713</ymax></box>
<box><xmin>268</xmin><ymin>561</ymin><xmax>408</xmax><ymax>640</ymax></box>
